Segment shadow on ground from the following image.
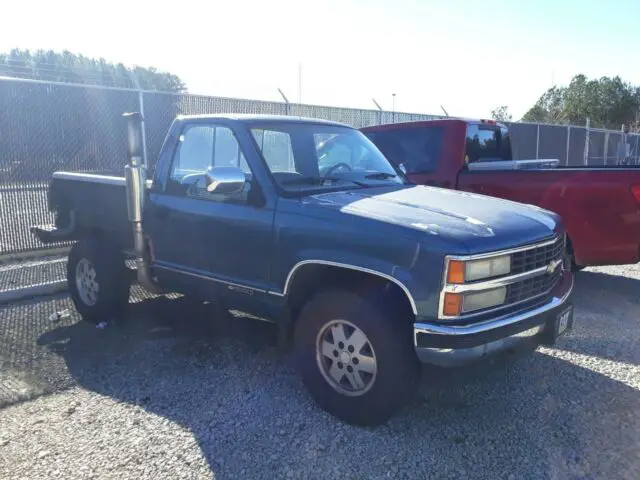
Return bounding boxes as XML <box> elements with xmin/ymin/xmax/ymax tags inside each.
<box><xmin>31</xmin><ymin>285</ymin><xmax>640</xmax><ymax>480</ymax></box>
<box><xmin>573</xmin><ymin>270</ymin><xmax>640</xmax><ymax>302</ymax></box>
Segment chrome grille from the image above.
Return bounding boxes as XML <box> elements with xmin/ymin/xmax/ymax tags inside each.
<box><xmin>507</xmin><ymin>267</ymin><xmax>562</xmax><ymax>304</ymax></box>
<box><xmin>440</xmin><ymin>234</ymin><xmax>567</xmax><ymax>321</ymax></box>
<box><xmin>511</xmin><ymin>236</ymin><xmax>565</xmax><ymax>275</ymax></box>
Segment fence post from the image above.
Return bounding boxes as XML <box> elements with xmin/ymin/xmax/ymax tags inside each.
<box><xmin>565</xmin><ymin>125</ymin><xmax>571</xmax><ymax>166</ymax></box>
<box><xmin>583</xmin><ymin>118</ymin><xmax>590</xmax><ymax>165</ymax></box>
<box><xmin>604</xmin><ymin>132</ymin><xmax>609</xmax><ymax>165</ymax></box>
<box><xmin>535</xmin><ymin>124</ymin><xmax>540</xmax><ymax>159</ymax></box>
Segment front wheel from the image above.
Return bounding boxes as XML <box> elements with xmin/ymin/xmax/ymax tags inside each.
<box><xmin>67</xmin><ymin>235</ymin><xmax>132</xmax><ymax>324</ymax></box>
<box><xmin>293</xmin><ymin>289</ymin><xmax>420</xmax><ymax>426</ymax></box>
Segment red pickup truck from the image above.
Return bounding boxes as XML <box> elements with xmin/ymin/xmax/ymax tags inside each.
<box><xmin>360</xmin><ymin>119</ymin><xmax>640</xmax><ymax>269</ymax></box>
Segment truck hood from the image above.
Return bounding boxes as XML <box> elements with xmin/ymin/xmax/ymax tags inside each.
<box><xmin>306</xmin><ymin>185</ymin><xmax>560</xmax><ymax>253</ymax></box>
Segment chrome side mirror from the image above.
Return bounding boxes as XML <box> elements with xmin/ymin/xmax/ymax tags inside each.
<box><xmin>398</xmin><ymin>163</ymin><xmax>407</xmax><ymax>174</ymax></box>
<box><xmin>205</xmin><ymin>166</ymin><xmax>246</xmax><ymax>194</ymax></box>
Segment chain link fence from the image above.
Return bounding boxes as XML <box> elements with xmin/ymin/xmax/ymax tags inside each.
<box><xmin>1</xmin><ymin>76</ymin><xmax>639</xmax><ymax>258</ymax></box>
<box><xmin>503</xmin><ymin>121</ymin><xmax>640</xmax><ymax>166</ymax></box>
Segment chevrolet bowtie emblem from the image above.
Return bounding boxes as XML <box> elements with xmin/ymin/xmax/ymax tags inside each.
<box><xmin>546</xmin><ymin>259</ymin><xmax>562</xmax><ymax>275</ymax></box>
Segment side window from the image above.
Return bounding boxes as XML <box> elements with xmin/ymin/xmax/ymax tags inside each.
<box><xmin>171</xmin><ymin>124</ymin><xmax>251</xmax><ymax>182</ymax></box>
<box><xmin>214</xmin><ymin>127</ymin><xmax>251</xmax><ymax>173</ymax></box>
<box><xmin>251</xmin><ymin>129</ymin><xmax>295</xmax><ymax>172</ymax></box>
<box><xmin>171</xmin><ymin>126</ymin><xmax>214</xmax><ymax>179</ymax></box>
<box><xmin>465</xmin><ymin>124</ymin><xmax>501</xmax><ymax>162</ymax></box>
<box><xmin>168</xmin><ymin>124</ymin><xmax>252</xmax><ymax>201</ymax></box>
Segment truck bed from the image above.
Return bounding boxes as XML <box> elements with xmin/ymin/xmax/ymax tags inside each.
<box><xmin>455</xmin><ymin>167</ymin><xmax>640</xmax><ymax>266</ymax></box>
<box><xmin>34</xmin><ymin>171</ymin><xmax>152</xmax><ymax>251</ymax></box>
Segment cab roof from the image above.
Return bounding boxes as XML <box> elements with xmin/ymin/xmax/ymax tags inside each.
<box><xmin>176</xmin><ymin>113</ymin><xmax>351</xmax><ymax>128</ymax></box>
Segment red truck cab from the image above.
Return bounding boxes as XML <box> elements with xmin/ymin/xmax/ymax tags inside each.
<box><xmin>361</xmin><ymin>119</ymin><xmax>640</xmax><ymax>268</ymax></box>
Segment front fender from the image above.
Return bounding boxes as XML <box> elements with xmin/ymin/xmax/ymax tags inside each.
<box><xmin>271</xmin><ymin>246</ymin><xmax>443</xmax><ymax>318</ymax></box>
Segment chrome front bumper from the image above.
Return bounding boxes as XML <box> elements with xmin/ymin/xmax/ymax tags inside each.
<box><xmin>413</xmin><ymin>270</ymin><xmax>574</xmax><ymax>367</ymax></box>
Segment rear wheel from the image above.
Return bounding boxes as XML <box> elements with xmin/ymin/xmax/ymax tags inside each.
<box><xmin>293</xmin><ymin>289</ymin><xmax>420</xmax><ymax>426</ymax></box>
<box><xmin>67</xmin><ymin>236</ymin><xmax>131</xmax><ymax>324</ymax></box>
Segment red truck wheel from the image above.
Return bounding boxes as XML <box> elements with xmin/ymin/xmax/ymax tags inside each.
<box><xmin>565</xmin><ymin>238</ymin><xmax>585</xmax><ymax>272</ymax></box>
<box><xmin>293</xmin><ymin>289</ymin><xmax>420</xmax><ymax>426</ymax></box>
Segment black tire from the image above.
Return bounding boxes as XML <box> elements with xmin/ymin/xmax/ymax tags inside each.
<box><xmin>293</xmin><ymin>289</ymin><xmax>420</xmax><ymax>426</ymax></box>
<box><xmin>565</xmin><ymin>238</ymin><xmax>585</xmax><ymax>272</ymax></box>
<box><xmin>565</xmin><ymin>250</ymin><xmax>585</xmax><ymax>272</ymax></box>
<box><xmin>67</xmin><ymin>235</ymin><xmax>131</xmax><ymax>324</ymax></box>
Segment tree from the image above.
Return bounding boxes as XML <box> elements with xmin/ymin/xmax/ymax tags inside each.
<box><xmin>491</xmin><ymin>105</ymin><xmax>512</xmax><ymax>122</ymax></box>
<box><xmin>522</xmin><ymin>74</ymin><xmax>640</xmax><ymax>130</ymax></box>
<box><xmin>0</xmin><ymin>48</ymin><xmax>186</xmax><ymax>93</ymax></box>
<box><xmin>521</xmin><ymin>86</ymin><xmax>567</xmax><ymax>124</ymax></box>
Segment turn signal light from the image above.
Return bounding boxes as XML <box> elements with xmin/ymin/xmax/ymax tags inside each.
<box><xmin>443</xmin><ymin>293</ymin><xmax>462</xmax><ymax>316</ymax></box>
<box><xmin>447</xmin><ymin>260</ymin><xmax>465</xmax><ymax>284</ymax></box>
<box><xmin>632</xmin><ymin>185</ymin><xmax>640</xmax><ymax>203</ymax></box>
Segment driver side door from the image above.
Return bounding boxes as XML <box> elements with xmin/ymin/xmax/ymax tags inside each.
<box><xmin>147</xmin><ymin>121</ymin><xmax>274</xmax><ymax>301</ymax></box>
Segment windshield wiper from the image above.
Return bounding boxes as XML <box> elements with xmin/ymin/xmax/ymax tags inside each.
<box><xmin>280</xmin><ymin>176</ymin><xmax>368</xmax><ymax>187</ymax></box>
<box><xmin>363</xmin><ymin>172</ymin><xmax>397</xmax><ymax>180</ymax></box>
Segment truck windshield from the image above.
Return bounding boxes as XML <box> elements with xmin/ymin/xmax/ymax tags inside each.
<box><xmin>465</xmin><ymin>124</ymin><xmax>512</xmax><ymax>162</ymax></box>
<box><xmin>248</xmin><ymin>122</ymin><xmax>406</xmax><ymax>192</ymax></box>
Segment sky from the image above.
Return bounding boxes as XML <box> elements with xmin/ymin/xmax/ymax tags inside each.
<box><xmin>1</xmin><ymin>0</ymin><xmax>639</xmax><ymax>120</ymax></box>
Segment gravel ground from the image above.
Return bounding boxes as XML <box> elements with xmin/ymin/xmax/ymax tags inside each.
<box><xmin>0</xmin><ymin>264</ymin><xmax>639</xmax><ymax>480</ymax></box>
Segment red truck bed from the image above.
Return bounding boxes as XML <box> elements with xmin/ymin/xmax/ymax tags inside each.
<box><xmin>362</xmin><ymin>119</ymin><xmax>640</xmax><ymax>268</ymax></box>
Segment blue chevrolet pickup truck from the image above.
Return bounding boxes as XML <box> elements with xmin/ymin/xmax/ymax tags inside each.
<box><xmin>32</xmin><ymin>113</ymin><xmax>574</xmax><ymax>426</ymax></box>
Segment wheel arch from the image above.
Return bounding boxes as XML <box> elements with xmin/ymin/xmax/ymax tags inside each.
<box><xmin>282</xmin><ymin>260</ymin><xmax>417</xmax><ymax>324</ymax></box>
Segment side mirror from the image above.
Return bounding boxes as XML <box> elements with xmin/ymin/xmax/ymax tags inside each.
<box><xmin>398</xmin><ymin>163</ymin><xmax>408</xmax><ymax>174</ymax></box>
<box><xmin>205</xmin><ymin>166</ymin><xmax>246</xmax><ymax>194</ymax></box>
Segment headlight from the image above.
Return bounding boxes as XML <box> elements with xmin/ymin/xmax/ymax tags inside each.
<box><xmin>447</xmin><ymin>255</ymin><xmax>511</xmax><ymax>283</ymax></box>
<box><xmin>462</xmin><ymin>287</ymin><xmax>507</xmax><ymax>312</ymax></box>
<box><xmin>466</xmin><ymin>256</ymin><xmax>511</xmax><ymax>281</ymax></box>
<box><xmin>443</xmin><ymin>287</ymin><xmax>507</xmax><ymax>316</ymax></box>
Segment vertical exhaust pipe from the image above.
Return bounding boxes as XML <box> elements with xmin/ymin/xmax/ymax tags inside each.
<box><xmin>123</xmin><ymin>112</ymin><xmax>163</xmax><ymax>293</ymax></box>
